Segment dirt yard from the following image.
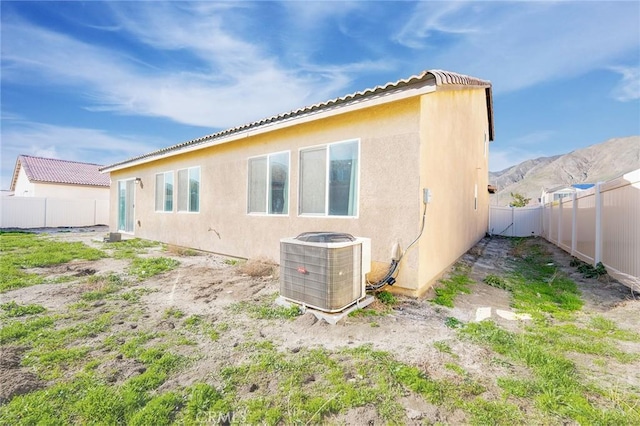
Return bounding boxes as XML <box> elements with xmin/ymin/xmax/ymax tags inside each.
<box><xmin>1</xmin><ymin>229</ymin><xmax>638</xmax><ymax>424</ymax></box>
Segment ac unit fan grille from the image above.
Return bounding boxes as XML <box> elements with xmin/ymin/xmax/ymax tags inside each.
<box><xmin>280</xmin><ymin>241</ymin><xmax>362</xmax><ymax>312</ymax></box>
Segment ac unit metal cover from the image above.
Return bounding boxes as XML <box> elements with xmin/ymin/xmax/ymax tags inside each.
<box><xmin>280</xmin><ymin>233</ymin><xmax>370</xmax><ymax>313</ymax></box>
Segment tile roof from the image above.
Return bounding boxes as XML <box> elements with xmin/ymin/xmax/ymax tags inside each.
<box><xmin>102</xmin><ymin>69</ymin><xmax>493</xmax><ymax>172</ymax></box>
<box><xmin>11</xmin><ymin>155</ymin><xmax>110</xmax><ymax>190</ymax></box>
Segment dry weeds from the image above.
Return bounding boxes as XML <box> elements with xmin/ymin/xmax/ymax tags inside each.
<box><xmin>237</xmin><ymin>257</ymin><xmax>278</xmax><ymax>278</ymax></box>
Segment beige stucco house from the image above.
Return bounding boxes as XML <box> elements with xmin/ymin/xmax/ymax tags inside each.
<box><xmin>10</xmin><ymin>155</ymin><xmax>110</xmax><ymax>200</ymax></box>
<box><xmin>101</xmin><ymin>69</ymin><xmax>494</xmax><ymax>297</ymax></box>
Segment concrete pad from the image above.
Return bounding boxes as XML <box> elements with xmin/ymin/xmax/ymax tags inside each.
<box><xmin>475</xmin><ymin>307</ymin><xmax>492</xmax><ymax>322</ymax></box>
<box><xmin>495</xmin><ymin>309</ymin><xmax>532</xmax><ymax>321</ymax></box>
<box><xmin>275</xmin><ymin>295</ymin><xmax>376</xmax><ymax>325</ymax></box>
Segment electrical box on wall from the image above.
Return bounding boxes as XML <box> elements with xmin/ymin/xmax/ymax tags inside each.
<box><xmin>423</xmin><ymin>188</ymin><xmax>432</xmax><ymax>204</ymax></box>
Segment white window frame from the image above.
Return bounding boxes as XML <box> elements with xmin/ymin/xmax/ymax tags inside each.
<box><xmin>298</xmin><ymin>139</ymin><xmax>360</xmax><ymax>218</ymax></box>
<box><xmin>177</xmin><ymin>166</ymin><xmax>200</xmax><ymax>213</ymax></box>
<box><xmin>155</xmin><ymin>171</ymin><xmax>174</xmax><ymax>213</ymax></box>
<box><xmin>247</xmin><ymin>151</ymin><xmax>290</xmax><ymax>216</ymax></box>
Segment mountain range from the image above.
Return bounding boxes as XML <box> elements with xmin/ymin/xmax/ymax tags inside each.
<box><xmin>490</xmin><ymin>135</ymin><xmax>640</xmax><ymax>205</ymax></box>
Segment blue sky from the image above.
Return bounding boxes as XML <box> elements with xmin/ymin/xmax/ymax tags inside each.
<box><xmin>2</xmin><ymin>1</ymin><xmax>639</xmax><ymax>190</ymax></box>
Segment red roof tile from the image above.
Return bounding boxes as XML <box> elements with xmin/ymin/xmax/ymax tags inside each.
<box><xmin>13</xmin><ymin>155</ymin><xmax>110</xmax><ymax>189</ymax></box>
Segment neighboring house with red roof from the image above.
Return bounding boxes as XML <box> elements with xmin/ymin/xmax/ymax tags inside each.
<box><xmin>102</xmin><ymin>69</ymin><xmax>494</xmax><ymax>297</ymax></box>
<box><xmin>10</xmin><ymin>155</ymin><xmax>110</xmax><ymax>200</ymax></box>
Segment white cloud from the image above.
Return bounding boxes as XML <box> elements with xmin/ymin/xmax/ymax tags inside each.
<box><xmin>394</xmin><ymin>1</ymin><xmax>481</xmax><ymax>49</ymax></box>
<box><xmin>490</xmin><ymin>149</ymin><xmax>521</xmax><ymax>173</ymax></box>
<box><xmin>609</xmin><ymin>66</ymin><xmax>640</xmax><ymax>102</ymax></box>
<box><xmin>105</xmin><ymin>2</ymin><xmax>258</xmax><ymax>70</ymax></box>
<box><xmin>395</xmin><ymin>2</ymin><xmax>640</xmax><ymax>94</ymax></box>
<box><xmin>489</xmin><ymin>146</ymin><xmax>551</xmax><ymax>173</ymax></box>
<box><xmin>0</xmin><ymin>121</ymin><xmax>164</xmax><ymax>189</ymax></box>
<box><xmin>489</xmin><ymin>129</ymin><xmax>558</xmax><ymax>171</ymax></box>
<box><xmin>280</xmin><ymin>1</ymin><xmax>363</xmax><ymax>31</ymax></box>
<box><xmin>31</xmin><ymin>146</ymin><xmax>58</xmax><ymax>159</ymax></box>
<box><xmin>1</xmin><ymin>4</ymin><xmax>368</xmax><ymax>129</ymax></box>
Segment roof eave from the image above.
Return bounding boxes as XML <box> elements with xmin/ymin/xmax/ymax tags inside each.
<box><xmin>9</xmin><ymin>156</ymin><xmax>24</xmax><ymax>191</ymax></box>
<box><xmin>101</xmin><ymin>69</ymin><xmax>494</xmax><ymax>173</ymax></box>
<box><xmin>101</xmin><ymin>77</ymin><xmax>441</xmax><ymax>173</ymax></box>
<box><xmin>29</xmin><ymin>180</ymin><xmax>110</xmax><ymax>188</ymax></box>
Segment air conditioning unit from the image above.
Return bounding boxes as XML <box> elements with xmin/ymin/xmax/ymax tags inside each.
<box><xmin>280</xmin><ymin>232</ymin><xmax>371</xmax><ymax>313</ymax></box>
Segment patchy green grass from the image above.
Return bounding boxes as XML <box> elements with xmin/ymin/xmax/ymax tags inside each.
<box><xmin>117</xmin><ymin>288</ymin><xmax>154</xmax><ymax>303</ymax></box>
<box><xmin>507</xmin><ymin>239</ymin><xmax>583</xmax><ymax>319</ymax></box>
<box><xmin>183</xmin><ymin>315</ymin><xmax>226</xmax><ymax>341</ymax></box>
<box><xmin>0</xmin><ymin>315</ymin><xmax>56</xmax><ymax>344</ymax></box>
<box><xmin>461</xmin><ymin>320</ymin><xmax>639</xmax><ymax>424</ymax></box>
<box><xmin>164</xmin><ymin>307</ymin><xmax>185</xmax><ymax>319</ymax></box>
<box><xmin>347</xmin><ymin>291</ymin><xmax>398</xmax><ymax>319</ymax></box>
<box><xmin>375</xmin><ymin>290</ymin><xmax>397</xmax><ymax>305</ymax></box>
<box><xmin>455</xmin><ymin>239</ymin><xmax>640</xmax><ymax>425</ymax></box>
<box><xmin>483</xmin><ymin>274</ymin><xmax>511</xmax><ymax>290</ymax></box>
<box><xmin>432</xmin><ymin>265</ymin><xmax>473</xmax><ymax>307</ymax></box>
<box><xmin>444</xmin><ymin>316</ymin><xmax>464</xmax><ymax>329</ymax></box>
<box><xmin>434</xmin><ymin>341</ymin><xmax>459</xmax><ymax>359</ymax></box>
<box><xmin>128</xmin><ymin>257</ymin><xmax>180</xmax><ymax>280</ymax></box>
<box><xmin>0</xmin><ymin>312</ymin><xmax>197</xmax><ymax>424</ymax></box>
<box><xmin>0</xmin><ymin>305</ymin><xmax>115</xmax><ymax>383</ymax></box>
<box><xmin>229</xmin><ymin>295</ymin><xmax>301</xmax><ymax>320</ymax></box>
<box><xmin>0</xmin><ymin>232</ymin><xmax>106</xmax><ymax>292</ymax></box>
<box><xmin>22</xmin><ymin>346</ymin><xmax>92</xmax><ymax>380</ymax></box>
<box><xmin>1</xmin><ymin>301</ymin><xmax>46</xmax><ymax>317</ymax></box>
<box><xmin>81</xmin><ymin>273</ymin><xmax>128</xmax><ymax>301</ymax></box>
<box><xmin>348</xmin><ymin>307</ymin><xmax>385</xmax><ymax>318</ymax></box>
<box><xmin>2</xmin><ymin>233</ymin><xmax>637</xmax><ymax>425</ymax></box>
<box><xmin>1</xmin><ymin>344</ymin><xmax>189</xmax><ymax>425</ymax></box>
<box><xmin>107</xmin><ymin>238</ymin><xmax>162</xmax><ymax>259</ymax></box>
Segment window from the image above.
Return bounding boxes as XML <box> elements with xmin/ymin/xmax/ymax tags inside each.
<box><xmin>178</xmin><ymin>167</ymin><xmax>200</xmax><ymax>213</ymax></box>
<box><xmin>248</xmin><ymin>152</ymin><xmax>289</xmax><ymax>214</ymax></box>
<box><xmin>299</xmin><ymin>140</ymin><xmax>358</xmax><ymax>216</ymax></box>
<box><xmin>155</xmin><ymin>171</ymin><xmax>174</xmax><ymax>212</ymax></box>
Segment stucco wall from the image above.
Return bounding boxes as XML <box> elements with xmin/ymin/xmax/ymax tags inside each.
<box><xmin>108</xmin><ymin>88</ymin><xmax>491</xmax><ymax>296</ymax></box>
<box><xmin>13</xmin><ymin>168</ymin><xmax>35</xmax><ymax>196</ymax></box>
<box><xmin>14</xmin><ymin>167</ymin><xmax>110</xmax><ymax>199</ymax></box>
<box><xmin>33</xmin><ymin>182</ymin><xmax>110</xmax><ymax>200</ymax></box>
<box><xmin>415</xmin><ymin>87</ymin><xmax>490</xmax><ymax>295</ymax></box>
<box><xmin>109</xmin><ymin>97</ymin><xmax>425</xmax><ymax>285</ymax></box>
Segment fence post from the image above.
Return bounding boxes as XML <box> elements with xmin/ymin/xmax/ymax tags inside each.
<box><xmin>571</xmin><ymin>192</ymin><xmax>577</xmax><ymax>256</ymax></box>
<box><xmin>548</xmin><ymin>203</ymin><xmax>551</xmax><ymax>240</ymax></box>
<box><xmin>557</xmin><ymin>198</ymin><xmax>563</xmax><ymax>247</ymax></box>
<box><xmin>43</xmin><ymin>198</ymin><xmax>47</xmax><ymax>228</ymax></box>
<box><xmin>542</xmin><ymin>203</ymin><xmax>547</xmax><ymax>239</ymax></box>
<box><xmin>539</xmin><ymin>204</ymin><xmax>544</xmax><ymax>237</ymax></box>
<box><xmin>594</xmin><ymin>182</ymin><xmax>602</xmax><ymax>266</ymax></box>
<box><xmin>511</xmin><ymin>207</ymin><xmax>515</xmax><ymax>237</ymax></box>
<box><xmin>547</xmin><ymin>202</ymin><xmax>552</xmax><ymax>241</ymax></box>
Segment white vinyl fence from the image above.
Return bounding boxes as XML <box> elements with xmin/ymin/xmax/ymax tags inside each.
<box><xmin>489</xmin><ymin>205</ymin><xmax>542</xmax><ymax>237</ymax></box>
<box><xmin>488</xmin><ymin>168</ymin><xmax>639</xmax><ymax>291</ymax></box>
<box><xmin>0</xmin><ymin>197</ymin><xmax>109</xmax><ymax>229</ymax></box>
<box><xmin>541</xmin><ymin>169</ymin><xmax>640</xmax><ymax>292</ymax></box>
